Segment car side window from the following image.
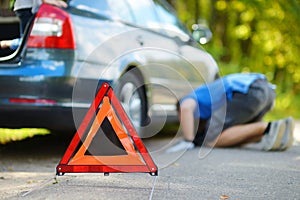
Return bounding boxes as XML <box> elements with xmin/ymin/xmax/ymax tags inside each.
<box><xmin>126</xmin><ymin>0</ymin><xmax>160</xmax><ymax>28</ymax></box>
<box><xmin>153</xmin><ymin>0</ymin><xmax>190</xmax><ymax>38</ymax></box>
<box><xmin>70</xmin><ymin>0</ymin><xmax>135</xmax><ymax>23</ymax></box>
<box><xmin>106</xmin><ymin>0</ymin><xmax>134</xmax><ymax>23</ymax></box>
<box><xmin>69</xmin><ymin>0</ymin><xmax>111</xmax><ymax>16</ymax></box>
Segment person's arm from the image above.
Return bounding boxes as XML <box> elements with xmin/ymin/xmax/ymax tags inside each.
<box><xmin>179</xmin><ymin>98</ymin><xmax>198</xmax><ymax>141</ymax></box>
<box><xmin>0</xmin><ymin>38</ymin><xmax>21</xmax><ymax>50</ymax></box>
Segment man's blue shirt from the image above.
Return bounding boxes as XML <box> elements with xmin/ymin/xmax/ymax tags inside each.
<box><xmin>181</xmin><ymin>73</ymin><xmax>268</xmax><ymax>119</ymax></box>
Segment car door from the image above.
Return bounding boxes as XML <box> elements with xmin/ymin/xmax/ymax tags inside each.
<box><xmin>125</xmin><ymin>0</ymin><xmax>190</xmax><ymax>117</ymax></box>
<box><xmin>152</xmin><ymin>0</ymin><xmax>219</xmax><ymax>87</ymax></box>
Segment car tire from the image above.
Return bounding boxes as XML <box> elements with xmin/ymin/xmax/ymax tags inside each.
<box><xmin>114</xmin><ymin>68</ymin><xmax>148</xmax><ymax>137</ymax></box>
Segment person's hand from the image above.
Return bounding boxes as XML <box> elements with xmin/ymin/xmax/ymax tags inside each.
<box><xmin>42</xmin><ymin>0</ymin><xmax>67</xmax><ymax>8</ymax></box>
<box><xmin>0</xmin><ymin>40</ymin><xmax>12</xmax><ymax>49</ymax></box>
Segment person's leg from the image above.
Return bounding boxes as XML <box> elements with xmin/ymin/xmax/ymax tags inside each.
<box><xmin>208</xmin><ymin>122</ymin><xmax>267</xmax><ymax>147</ymax></box>
<box><xmin>207</xmin><ymin>119</ymin><xmax>286</xmax><ymax>151</ymax></box>
<box><xmin>15</xmin><ymin>8</ymin><xmax>33</xmax><ymax>35</ymax></box>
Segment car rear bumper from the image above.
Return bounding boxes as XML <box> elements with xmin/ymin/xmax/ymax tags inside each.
<box><xmin>0</xmin><ymin>75</ymin><xmax>111</xmax><ymax>130</ymax></box>
<box><xmin>0</xmin><ymin>105</ymin><xmax>80</xmax><ymax>130</ymax></box>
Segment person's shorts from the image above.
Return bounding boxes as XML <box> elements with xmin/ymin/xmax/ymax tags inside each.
<box><xmin>199</xmin><ymin>79</ymin><xmax>276</xmax><ymax>145</ymax></box>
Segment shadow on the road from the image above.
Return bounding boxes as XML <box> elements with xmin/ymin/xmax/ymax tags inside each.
<box><xmin>0</xmin><ymin>132</ymin><xmax>73</xmax><ymax>159</ymax></box>
<box><xmin>0</xmin><ymin>128</ymin><xmax>175</xmax><ymax>161</ymax></box>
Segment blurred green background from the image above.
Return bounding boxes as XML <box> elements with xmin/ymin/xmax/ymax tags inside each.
<box><xmin>167</xmin><ymin>0</ymin><xmax>300</xmax><ymax>120</ymax></box>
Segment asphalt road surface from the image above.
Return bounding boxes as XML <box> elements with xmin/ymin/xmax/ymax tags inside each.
<box><xmin>0</xmin><ymin>124</ymin><xmax>299</xmax><ymax>200</ymax></box>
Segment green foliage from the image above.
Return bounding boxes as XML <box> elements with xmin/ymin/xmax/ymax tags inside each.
<box><xmin>10</xmin><ymin>0</ymin><xmax>15</xmax><ymax>9</ymax></box>
<box><xmin>169</xmin><ymin>0</ymin><xmax>300</xmax><ymax>119</ymax></box>
<box><xmin>0</xmin><ymin>128</ymin><xmax>50</xmax><ymax>144</ymax></box>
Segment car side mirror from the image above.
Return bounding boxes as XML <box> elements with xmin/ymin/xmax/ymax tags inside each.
<box><xmin>191</xmin><ymin>24</ymin><xmax>212</xmax><ymax>44</ymax></box>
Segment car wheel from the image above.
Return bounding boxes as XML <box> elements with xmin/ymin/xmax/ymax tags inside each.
<box><xmin>114</xmin><ymin>69</ymin><xmax>147</xmax><ymax>137</ymax></box>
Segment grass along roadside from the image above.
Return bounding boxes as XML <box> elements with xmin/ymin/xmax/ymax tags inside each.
<box><xmin>0</xmin><ymin>128</ymin><xmax>50</xmax><ymax>144</ymax></box>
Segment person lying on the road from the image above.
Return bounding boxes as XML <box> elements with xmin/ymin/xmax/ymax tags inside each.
<box><xmin>166</xmin><ymin>73</ymin><xmax>294</xmax><ymax>153</ymax></box>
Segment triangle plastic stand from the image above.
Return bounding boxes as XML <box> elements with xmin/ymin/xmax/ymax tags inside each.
<box><xmin>56</xmin><ymin>82</ymin><xmax>158</xmax><ymax>176</ymax></box>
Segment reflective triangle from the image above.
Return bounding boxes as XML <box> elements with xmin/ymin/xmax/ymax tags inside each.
<box><xmin>56</xmin><ymin>82</ymin><xmax>158</xmax><ymax>176</ymax></box>
<box><xmin>68</xmin><ymin>97</ymin><xmax>145</xmax><ymax>166</ymax></box>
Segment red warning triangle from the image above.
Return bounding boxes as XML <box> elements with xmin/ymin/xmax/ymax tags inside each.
<box><xmin>56</xmin><ymin>82</ymin><xmax>157</xmax><ymax>176</ymax></box>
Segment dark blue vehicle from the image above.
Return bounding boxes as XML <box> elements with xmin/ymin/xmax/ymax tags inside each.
<box><xmin>0</xmin><ymin>0</ymin><xmax>219</xmax><ymax>137</ymax></box>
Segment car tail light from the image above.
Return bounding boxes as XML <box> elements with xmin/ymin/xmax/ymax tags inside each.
<box><xmin>27</xmin><ymin>4</ymin><xmax>76</xmax><ymax>49</ymax></box>
<box><xmin>9</xmin><ymin>98</ymin><xmax>57</xmax><ymax>105</ymax></box>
